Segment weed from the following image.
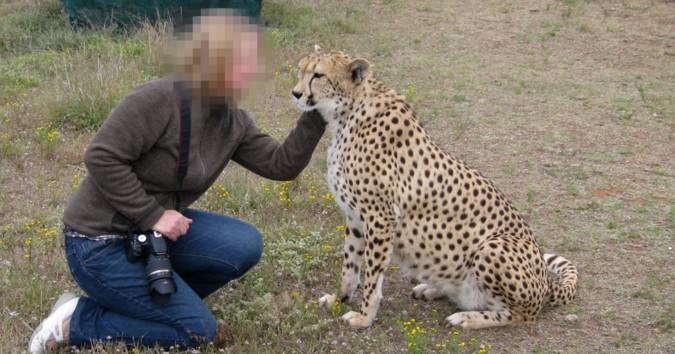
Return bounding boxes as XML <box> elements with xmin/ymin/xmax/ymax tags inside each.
<box><xmin>667</xmin><ymin>204</ymin><xmax>675</xmax><ymax>229</ymax></box>
<box><xmin>616</xmin><ymin>147</ymin><xmax>633</xmax><ymax>156</ymax></box>
<box><xmin>416</xmin><ymin>5</ymin><xmax>433</xmax><ymax>13</ymax></box>
<box><xmin>566</xmin><ymin>184</ymin><xmax>582</xmax><ymax>197</ymax></box>
<box><xmin>655</xmin><ymin>299</ymin><xmax>674</xmax><ymax>331</ymax></box>
<box><xmin>564</xmin><ymin>306</ymin><xmax>583</xmax><ymax>315</ymax></box>
<box><xmin>515</xmin><ymin>80</ymin><xmax>527</xmax><ymax>95</ymax></box>
<box><xmin>577</xmin><ymin>23</ymin><xmax>591</xmax><ymax>32</ymax></box>
<box><xmin>631</xmin><ymin>288</ymin><xmax>655</xmax><ymax>301</ymax></box>
<box><xmin>33</xmin><ymin>122</ymin><xmax>60</xmax><ymax>156</ymax></box>
<box><xmin>403</xmin><ymin>84</ymin><xmax>417</xmax><ymax>101</ymax></box>
<box><xmin>617</xmin><ymin>110</ymin><xmax>634</xmax><ymax>121</ymax></box>
<box><xmin>451</xmin><ymin>94</ymin><xmax>467</xmax><ymax>103</ymax></box>
<box><xmin>637</xmin><ymin>84</ymin><xmax>647</xmax><ymax>102</ymax></box>
<box><xmin>618</xmin><ymin>229</ymin><xmax>641</xmax><ymax>240</ymax></box>
<box><xmin>541</xmin><ymin>31</ymin><xmax>558</xmax><ymax>42</ymax></box>
<box><xmin>580</xmin><ymin>200</ymin><xmax>601</xmax><ymax>211</ymax></box>
<box><xmin>613</xmin><ymin>332</ymin><xmax>639</xmax><ymax>348</ymax></box>
<box><xmin>0</xmin><ymin>129</ymin><xmax>20</xmax><ymax>158</ymax></box>
<box><xmin>401</xmin><ymin>318</ymin><xmax>493</xmax><ymax>353</ymax></box>
<box><xmin>526</xmin><ymin>187</ymin><xmax>536</xmax><ymax>203</ymax></box>
<box><xmin>650</xmin><ymin>168</ymin><xmax>669</xmax><ymax>177</ymax></box>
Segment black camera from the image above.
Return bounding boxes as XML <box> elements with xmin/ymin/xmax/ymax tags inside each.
<box><xmin>126</xmin><ymin>231</ymin><xmax>177</xmax><ymax>304</ymax></box>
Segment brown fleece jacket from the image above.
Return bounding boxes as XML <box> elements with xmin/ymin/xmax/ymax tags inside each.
<box><xmin>63</xmin><ymin>76</ymin><xmax>326</xmax><ymax>236</ymax></box>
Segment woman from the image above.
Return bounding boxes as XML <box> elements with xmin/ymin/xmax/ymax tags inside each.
<box><xmin>29</xmin><ymin>11</ymin><xmax>326</xmax><ymax>352</ymax></box>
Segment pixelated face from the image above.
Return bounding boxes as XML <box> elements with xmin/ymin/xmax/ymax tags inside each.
<box><xmin>225</xmin><ymin>28</ymin><xmax>260</xmax><ymax>99</ymax></box>
<box><xmin>168</xmin><ymin>10</ymin><xmax>266</xmax><ymax>102</ymax></box>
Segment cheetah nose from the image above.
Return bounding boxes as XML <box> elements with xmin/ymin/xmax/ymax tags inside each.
<box><xmin>292</xmin><ymin>90</ymin><xmax>302</xmax><ymax>99</ymax></box>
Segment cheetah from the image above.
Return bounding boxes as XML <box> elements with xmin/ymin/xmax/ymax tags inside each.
<box><xmin>291</xmin><ymin>46</ymin><xmax>578</xmax><ymax>329</ymax></box>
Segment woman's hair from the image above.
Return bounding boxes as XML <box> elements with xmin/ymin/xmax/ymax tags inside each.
<box><xmin>167</xmin><ymin>9</ymin><xmax>262</xmax><ymax>97</ymax></box>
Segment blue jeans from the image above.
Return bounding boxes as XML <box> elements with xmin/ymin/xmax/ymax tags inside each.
<box><xmin>65</xmin><ymin>209</ymin><xmax>263</xmax><ymax>349</ymax></box>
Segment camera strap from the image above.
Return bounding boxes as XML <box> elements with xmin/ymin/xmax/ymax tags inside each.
<box><xmin>175</xmin><ymin>83</ymin><xmax>191</xmax><ymax>211</ymax></box>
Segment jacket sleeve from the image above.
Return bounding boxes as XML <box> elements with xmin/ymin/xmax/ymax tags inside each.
<box><xmin>83</xmin><ymin>82</ymin><xmax>174</xmax><ymax>231</ymax></box>
<box><xmin>232</xmin><ymin>110</ymin><xmax>326</xmax><ymax>181</ymax></box>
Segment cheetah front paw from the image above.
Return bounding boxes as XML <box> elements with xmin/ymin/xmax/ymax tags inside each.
<box><xmin>341</xmin><ymin>311</ymin><xmax>373</xmax><ymax>328</ymax></box>
<box><xmin>318</xmin><ymin>293</ymin><xmax>338</xmax><ymax>308</ymax></box>
<box><xmin>445</xmin><ymin>313</ymin><xmax>471</xmax><ymax>329</ymax></box>
<box><xmin>411</xmin><ymin>283</ymin><xmax>443</xmax><ymax>300</ymax></box>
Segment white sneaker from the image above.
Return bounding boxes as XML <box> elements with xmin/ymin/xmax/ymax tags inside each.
<box><xmin>28</xmin><ymin>292</ymin><xmax>80</xmax><ymax>354</ymax></box>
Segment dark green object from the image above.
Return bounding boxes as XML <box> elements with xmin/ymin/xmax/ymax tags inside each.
<box><xmin>59</xmin><ymin>0</ymin><xmax>262</xmax><ymax>28</ymax></box>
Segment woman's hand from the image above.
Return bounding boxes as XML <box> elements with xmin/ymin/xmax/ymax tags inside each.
<box><xmin>152</xmin><ymin>210</ymin><xmax>193</xmax><ymax>241</ymax></box>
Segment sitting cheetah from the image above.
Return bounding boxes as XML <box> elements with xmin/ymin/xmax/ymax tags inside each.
<box><xmin>291</xmin><ymin>46</ymin><xmax>578</xmax><ymax>329</ymax></box>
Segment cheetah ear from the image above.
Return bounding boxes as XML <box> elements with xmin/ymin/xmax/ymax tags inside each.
<box><xmin>314</xmin><ymin>44</ymin><xmax>322</xmax><ymax>52</ymax></box>
<box><xmin>349</xmin><ymin>58</ymin><xmax>370</xmax><ymax>84</ymax></box>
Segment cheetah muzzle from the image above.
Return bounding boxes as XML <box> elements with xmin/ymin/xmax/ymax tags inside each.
<box><xmin>291</xmin><ymin>46</ymin><xmax>578</xmax><ymax>329</ymax></box>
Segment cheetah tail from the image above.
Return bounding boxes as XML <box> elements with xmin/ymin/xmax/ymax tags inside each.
<box><xmin>542</xmin><ymin>253</ymin><xmax>578</xmax><ymax>306</ymax></box>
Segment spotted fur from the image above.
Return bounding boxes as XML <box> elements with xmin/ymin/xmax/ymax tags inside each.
<box><xmin>292</xmin><ymin>47</ymin><xmax>578</xmax><ymax>329</ymax></box>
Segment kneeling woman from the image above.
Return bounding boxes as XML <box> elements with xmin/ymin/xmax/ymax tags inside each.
<box><xmin>29</xmin><ymin>10</ymin><xmax>325</xmax><ymax>353</ymax></box>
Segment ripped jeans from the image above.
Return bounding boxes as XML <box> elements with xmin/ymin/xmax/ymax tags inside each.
<box><xmin>64</xmin><ymin>209</ymin><xmax>263</xmax><ymax>349</ymax></box>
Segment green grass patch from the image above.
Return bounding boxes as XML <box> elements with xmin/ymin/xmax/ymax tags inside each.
<box><xmin>0</xmin><ymin>0</ymin><xmax>67</xmax><ymax>55</ymax></box>
<box><xmin>0</xmin><ymin>51</ymin><xmax>63</xmax><ymax>101</ymax></box>
<box><xmin>263</xmin><ymin>0</ymin><xmax>362</xmax><ymax>49</ymax></box>
<box><xmin>655</xmin><ymin>299</ymin><xmax>675</xmax><ymax>332</ymax></box>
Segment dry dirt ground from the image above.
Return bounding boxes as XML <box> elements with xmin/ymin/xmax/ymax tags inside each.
<box><xmin>266</xmin><ymin>0</ymin><xmax>673</xmax><ymax>352</ymax></box>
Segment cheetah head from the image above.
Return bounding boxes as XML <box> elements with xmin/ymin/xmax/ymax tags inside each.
<box><xmin>292</xmin><ymin>45</ymin><xmax>371</xmax><ymax>121</ymax></box>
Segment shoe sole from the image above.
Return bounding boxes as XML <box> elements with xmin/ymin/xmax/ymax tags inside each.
<box><xmin>29</xmin><ymin>292</ymin><xmax>78</xmax><ymax>352</ymax></box>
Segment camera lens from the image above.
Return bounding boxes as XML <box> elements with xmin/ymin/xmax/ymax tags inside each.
<box><xmin>145</xmin><ymin>255</ymin><xmax>177</xmax><ymax>304</ymax></box>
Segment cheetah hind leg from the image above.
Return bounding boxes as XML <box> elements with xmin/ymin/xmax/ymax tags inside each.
<box><xmin>445</xmin><ymin>310</ymin><xmax>529</xmax><ymax>329</ymax></box>
<box><xmin>411</xmin><ymin>283</ymin><xmax>445</xmax><ymax>301</ymax></box>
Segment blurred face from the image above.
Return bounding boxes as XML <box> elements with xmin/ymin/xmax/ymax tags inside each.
<box><xmin>225</xmin><ymin>29</ymin><xmax>260</xmax><ymax>100</ymax></box>
<box><xmin>168</xmin><ymin>12</ymin><xmax>265</xmax><ymax>103</ymax></box>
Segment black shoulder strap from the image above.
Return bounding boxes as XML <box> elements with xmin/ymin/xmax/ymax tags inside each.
<box><xmin>175</xmin><ymin>85</ymin><xmax>191</xmax><ymax>211</ymax></box>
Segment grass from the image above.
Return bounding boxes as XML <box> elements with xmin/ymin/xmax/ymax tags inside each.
<box><xmin>2</xmin><ymin>0</ymin><xmax>674</xmax><ymax>353</ymax></box>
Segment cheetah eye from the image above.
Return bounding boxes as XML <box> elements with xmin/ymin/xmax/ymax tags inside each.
<box><xmin>312</xmin><ymin>73</ymin><xmax>325</xmax><ymax>79</ymax></box>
